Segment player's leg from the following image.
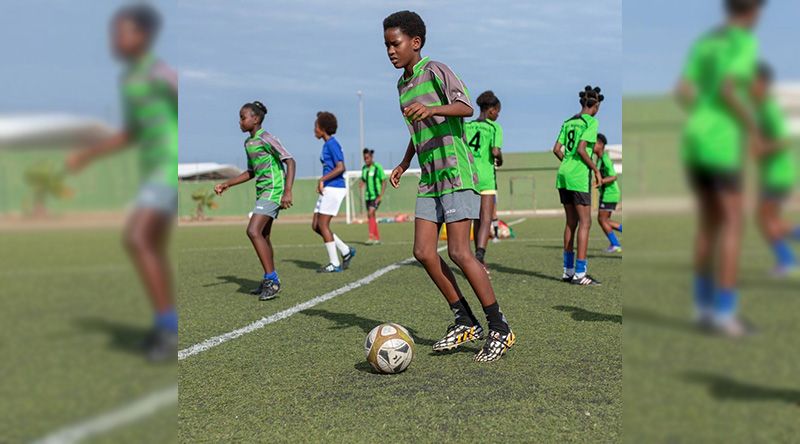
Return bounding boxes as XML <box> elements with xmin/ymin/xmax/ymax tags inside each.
<box><xmin>413</xmin><ymin>218</ymin><xmax>483</xmax><ymax>351</ymax></box>
<box><xmin>124</xmin><ymin>208</ymin><xmax>176</xmax><ymax>360</ymax></box>
<box><xmin>757</xmin><ymin>196</ymin><xmax>796</xmax><ymax>275</ymax></box>
<box><xmin>573</xmin><ymin>201</ymin><xmax>599</xmax><ymax>285</ymax></box>
<box><xmin>562</xmin><ymin>202</ymin><xmax>578</xmax><ymax>281</ymax></box>
<box><xmin>246</xmin><ymin>214</ymin><xmax>275</xmax><ymax>274</ymax></box>
<box><xmin>368</xmin><ymin>206</ymin><xmax>380</xmax><ymax>243</ymax></box>
<box><xmin>491</xmin><ymin>196</ymin><xmax>499</xmax><ymax>242</ymax></box>
<box><xmin>445</xmin><ymin>218</ymin><xmax>514</xmax><ymax>362</ymax></box>
<box><xmin>691</xmin><ymin>185</ymin><xmax>720</xmax><ymax>324</ymax></box>
<box><xmin>474</xmin><ymin>193</ymin><xmax>494</xmax><ymax>266</ymax></box>
<box><xmin>599</xmin><ymin>208</ymin><xmax>621</xmax><ymax>252</ymax></box>
<box><xmin>315</xmin><ymin>213</ymin><xmax>341</xmax><ymax>271</ymax></box>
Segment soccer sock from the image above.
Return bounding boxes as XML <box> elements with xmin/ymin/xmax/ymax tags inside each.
<box><xmin>713</xmin><ymin>287</ymin><xmax>738</xmax><ymax>322</ymax></box>
<box><xmin>575</xmin><ymin>259</ymin><xmax>588</xmax><ymax>278</ymax></box>
<box><xmin>772</xmin><ymin>240</ymin><xmax>796</xmax><ymax>267</ymax></box>
<box><xmin>449</xmin><ymin>299</ymin><xmax>475</xmax><ymax>326</ymax></box>
<box><xmin>606</xmin><ymin>232</ymin><xmax>620</xmax><ymax>247</ymax></box>
<box><xmin>614</xmin><ymin>224</ymin><xmax>622</xmax><ymax>233</ymax></box>
<box><xmin>369</xmin><ymin>217</ymin><xmax>379</xmax><ymax>240</ymax></box>
<box><xmin>325</xmin><ymin>241</ymin><xmax>340</xmax><ymax>267</ymax></box>
<box><xmin>693</xmin><ymin>274</ymin><xmax>714</xmax><ymax>316</ymax></box>
<box><xmin>155</xmin><ymin>308</ymin><xmax>178</xmax><ymax>334</ymax></box>
<box><xmin>492</xmin><ymin>220</ymin><xmax>499</xmax><ymax>238</ymax></box>
<box><xmin>264</xmin><ymin>270</ymin><xmax>279</xmax><ymax>282</ymax></box>
<box><xmin>332</xmin><ymin>234</ymin><xmax>350</xmax><ymax>255</ymax></box>
<box><xmin>475</xmin><ymin>247</ymin><xmax>486</xmax><ymax>263</ymax></box>
<box><xmin>563</xmin><ymin>250</ymin><xmax>576</xmax><ymax>275</ymax></box>
<box><xmin>482</xmin><ymin>302</ymin><xmax>510</xmax><ymax>334</ymax></box>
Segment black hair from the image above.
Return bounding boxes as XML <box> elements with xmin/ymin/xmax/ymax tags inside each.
<box><xmin>316</xmin><ymin>111</ymin><xmax>338</xmax><ymax>135</ymax></box>
<box><xmin>242</xmin><ymin>101</ymin><xmax>267</xmax><ymax>123</ymax></box>
<box><xmin>383</xmin><ymin>11</ymin><xmax>426</xmax><ymax>48</ymax></box>
<box><xmin>725</xmin><ymin>0</ymin><xmax>765</xmax><ymax>14</ymax></box>
<box><xmin>757</xmin><ymin>61</ymin><xmax>774</xmax><ymax>83</ymax></box>
<box><xmin>363</xmin><ymin>148</ymin><xmax>375</xmax><ymax>155</ymax></box>
<box><xmin>597</xmin><ymin>133</ymin><xmax>608</xmax><ymax>145</ymax></box>
<box><xmin>114</xmin><ymin>4</ymin><xmax>162</xmax><ymax>40</ymax></box>
<box><xmin>579</xmin><ymin>85</ymin><xmax>605</xmax><ymax>108</ymax></box>
<box><xmin>476</xmin><ymin>90</ymin><xmax>501</xmax><ymax>111</ymax></box>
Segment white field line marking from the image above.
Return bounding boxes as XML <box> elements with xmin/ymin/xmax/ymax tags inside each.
<box><xmin>178</xmin><ymin>245</ymin><xmax>446</xmax><ymax>360</ymax></box>
<box><xmin>32</xmin><ymin>385</ymin><xmax>177</xmax><ymax>444</ymax></box>
<box><xmin>507</xmin><ymin>217</ymin><xmax>526</xmax><ymax>226</ymax></box>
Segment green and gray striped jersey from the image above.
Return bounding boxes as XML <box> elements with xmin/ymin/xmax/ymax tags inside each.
<box><xmin>121</xmin><ymin>53</ymin><xmax>178</xmax><ymax>188</ymax></box>
<box><xmin>396</xmin><ymin>57</ymin><xmax>478</xmax><ymax>197</ymax></box>
<box><xmin>244</xmin><ymin>128</ymin><xmax>293</xmax><ymax>203</ymax></box>
<box><xmin>361</xmin><ymin>162</ymin><xmax>386</xmax><ymax>201</ymax></box>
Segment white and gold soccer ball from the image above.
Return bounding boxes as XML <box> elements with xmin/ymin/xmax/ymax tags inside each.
<box><xmin>364</xmin><ymin>323</ymin><xmax>415</xmax><ymax>374</ymax></box>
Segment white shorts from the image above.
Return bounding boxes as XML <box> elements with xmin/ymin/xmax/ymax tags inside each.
<box><xmin>314</xmin><ymin>186</ymin><xmax>347</xmax><ymax>216</ymax></box>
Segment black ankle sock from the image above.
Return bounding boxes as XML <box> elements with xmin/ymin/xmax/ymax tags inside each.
<box><xmin>449</xmin><ymin>298</ymin><xmax>476</xmax><ymax>326</ymax></box>
<box><xmin>482</xmin><ymin>302</ymin><xmax>510</xmax><ymax>333</ymax></box>
<box><xmin>475</xmin><ymin>248</ymin><xmax>486</xmax><ymax>263</ymax></box>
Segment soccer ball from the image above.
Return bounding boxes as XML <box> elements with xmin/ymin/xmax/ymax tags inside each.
<box><xmin>364</xmin><ymin>323</ymin><xmax>415</xmax><ymax>374</ymax></box>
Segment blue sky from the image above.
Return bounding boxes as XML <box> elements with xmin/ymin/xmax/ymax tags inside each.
<box><xmin>177</xmin><ymin>0</ymin><xmax>622</xmax><ymax>177</ymax></box>
<box><xmin>0</xmin><ymin>0</ymin><xmax>178</xmax><ymax>120</ymax></box>
<box><xmin>625</xmin><ymin>0</ymin><xmax>799</xmax><ymax>94</ymax></box>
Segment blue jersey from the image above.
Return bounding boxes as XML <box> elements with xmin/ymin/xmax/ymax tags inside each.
<box><xmin>321</xmin><ymin>136</ymin><xmax>345</xmax><ymax>188</ymax></box>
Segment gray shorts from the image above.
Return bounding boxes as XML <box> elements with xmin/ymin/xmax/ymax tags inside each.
<box><xmin>415</xmin><ymin>189</ymin><xmax>480</xmax><ymax>224</ymax></box>
<box><xmin>252</xmin><ymin>199</ymin><xmax>280</xmax><ymax>219</ymax></box>
<box><xmin>135</xmin><ymin>183</ymin><xmax>177</xmax><ymax>215</ymax></box>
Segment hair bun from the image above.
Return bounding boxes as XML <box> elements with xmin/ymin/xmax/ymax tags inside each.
<box><xmin>598</xmin><ymin>94</ymin><xmax>605</xmax><ymax>102</ymax></box>
<box><xmin>253</xmin><ymin>101</ymin><xmax>267</xmax><ymax>114</ymax></box>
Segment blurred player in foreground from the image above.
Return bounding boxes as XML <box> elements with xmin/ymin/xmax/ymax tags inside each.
<box><xmin>66</xmin><ymin>4</ymin><xmax>178</xmax><ymax>360</ymax></box>
<box><xmin>676</xmin><ymin>0</ymin><xmax>765</xmax><ymax>336</ymax></box>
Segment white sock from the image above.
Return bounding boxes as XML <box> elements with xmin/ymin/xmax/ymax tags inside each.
<box><xmin>325</xmin><ymin>242</ymin><xmax>340</xmax><ymax>267</ymax></box>
<box><xmin>332</xmin><ymin>234</ymin><xmax>350</xmax><ymax>255</ymax></box>
<box><xmin>564</xmin><ymin>268</ymin><xmax>575</xmax><ymax>277</ymax></box>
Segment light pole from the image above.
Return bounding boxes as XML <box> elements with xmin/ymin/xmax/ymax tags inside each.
<box><xmin>357</xmin><ymin>90</ymin><xmax>365</xmax><ymax>162</ymax></box>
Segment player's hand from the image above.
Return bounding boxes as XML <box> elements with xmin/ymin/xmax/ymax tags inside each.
<box><xmin>376</xmin><ymin>196</ymin><xmax>382</xmax><ymax>205</ymax></box>
<box><xmin>594</xmin><ymin>170</ymin><xmax>603</xmax><ymax>188</ymax></box>
<box><xmin>280</xmin><ymin>190</ymin><xmax>293</xmax><ymax>209</ymax></box>
<box><xmin>403</xmin><ymin>103</ymin><xmax>434</xmax><ymax>122</ymax></box>
<box><xmin>65</xmin><ymin>151</ymin><xmax>87</xmax><ymax>173</ymax></box>
<box><xmin>214</xmin><ymin>183</ymin><xmax>228</xmax><ymax>195</ymax></box>
<box><xmin>390</xmin><ymin>165</ymin><xmax>406</xmax><ymax>188</ymax></box>
<box><xmin>317</xmin><ymin>180</ymin><xmax>324</xmax><ymax>195</ymax></box>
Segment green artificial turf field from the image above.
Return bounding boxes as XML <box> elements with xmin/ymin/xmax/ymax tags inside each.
<box><xmin>0</xmin><ymin>228</ymin><xmax>176</xmax><ymax>444</ymax></box>
<box><xmin>624</xmin><ymin>212</ymin><xmax>800</xmax><ymax>442</ymax></box>
<box><xmin>177</xmin><ymin>217</ymin><xmax>622</xmax><ymax>442</ymax></box>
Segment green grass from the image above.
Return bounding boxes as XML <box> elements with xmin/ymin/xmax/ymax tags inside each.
<box><xmin>623</xmin><ymin>213</ymin><xmax>800</xmax><ymax>443</ymax></box>
<box><xmin>0</xmin><ymin>228</ymin><xmax>176</xmax><ymax>443</ymax></box>
<box><xmin>177</xmin><ymin>218</ymin><xmax>622</xmax><ymax>442</ymax></box>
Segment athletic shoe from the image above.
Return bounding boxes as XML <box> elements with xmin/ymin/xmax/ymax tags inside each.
<box><xmin>365</xmin><ymin>239</ymin><xmax>377</xmax><ymax>245</ymax></box>
<box><xmin>771</xmin><ymin>265</ymin><xmax>800</xmax><ymax>279</ymax></box>
<box><xmin>562</xmin><ymin>272</ymin><xmax>575</xmax><ymax>283</ymax></box>
<box><xmin>258</xmin><ymin>279</ymin><xmax>281</xmax><ymax>301</ymax></box>
<box><xmin>250</xmin><ymin>279</ymin><xmax>266</xmax><ymax>295</ymax></box>
<box><xmin>342</xmin><ymin>247</ymin><xmax>356</xmax><ymax>269</ymax></box>
<box><xmin>474</xmin><ymin>329</ymin><xmax>516</xmax><ymax>363</ymax></box>
<box><xmin>572</xmin><ymin>274</ymin><xmax>601</xmax><ymax>286</ymax></box>
<box><xmin>432</xmin><ymin>323</ymin><xmax>485</xmax><ymax>352</ymax></box>
<box><xmin>605</xmin><ymin>245</ymin><xmax>622</xmax><ymax>253</ymax></box>
<box><xmin>317</xmin><ymin>263</ymin><xmax>343</xmax><ymax>273</ymax></box>
<box><xmin>491</xmin><ymin>237</ymin><xmax>500</xmax><ymax>244</ymax></box>
<box><xmin>710</xmin><ymin>316</ymin><xmax>757</xmax><ymax>338</ymax></box>
<box><xmin>143</xmin><ymin>328</ymin><xmax>177</xmax><ymax>362</ymax></box>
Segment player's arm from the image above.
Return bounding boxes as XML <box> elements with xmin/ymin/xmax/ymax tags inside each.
<box><xmin>215</xmin><ymin>170</ymin><xmax>254</xmax><ymax>195</ymax></box>
<box><xmin>318</xmin><ymin>161</ymin><xmax>345</xmax><ymax>193</ymax></box>
<box><xmin>552</xmin><ymin>141</ymin><xmax>564</xmax><ymax>161</ymax></box>
<box><xmin>602</xmin><ymin>174</ymin><xmax>618</xmax><ymax>185</ymax></box>
<box><xmin>575</xmin><ymin>140</ymin><xmax>602</xmax><ymax>187</ymax></box>
<box><xmin>391</xmin><ymin>139</ymin><xmax>415</xmax><ymax>188</ymax></box>
<box><xmin>377</xmin><ymin>178</ymin><xmax>388</xmax><ymax>203</ymax></box>
<box><xmin>492</xmin><ymin>147</ymin><xmax>503</xmax><ymax>167</ymax></box>
<box><xmin>404</xmin><ymin>101</ymin><xmax>473</xmax><ymax>121</ymax></box>
<box><xmin>281</xmin><ymin>157</ymin><xmax>296</xmax><ymax>208</ymax></box>
<box><xmin>66</xmin><ymin>132</ymin><xmax>131</xmax><ymax>172</ymax></box>
<box><xmin>675</xmin><ymin>78</ymin><xmax>696</xmax><ymax>111</ymax></box>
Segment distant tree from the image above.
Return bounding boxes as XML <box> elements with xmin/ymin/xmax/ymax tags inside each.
<box><xmin>191</xmin><ymin>189</ymin><xmax>218</xmax><ymax>220</ymax></box>
<box><xmin>23</xmin><ymin>162</ymin><xmax>73</xmax><ymax>217</ymax></box>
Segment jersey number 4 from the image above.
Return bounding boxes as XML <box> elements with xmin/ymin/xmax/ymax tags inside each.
<box><xmin>468</xmin><ymin>132</ymin><xmax>481</xmax><ymax>153</ymax></box>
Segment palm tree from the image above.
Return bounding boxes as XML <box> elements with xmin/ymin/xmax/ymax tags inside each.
<box><xmin>23</xmin><ymin>162</ymin><xmax>73</xmax><ymax>217</ymax></box>
<box><xmin>191</xmin><ymin>189</ymin><xmax>218</xmax><ymax>220</ymax></box>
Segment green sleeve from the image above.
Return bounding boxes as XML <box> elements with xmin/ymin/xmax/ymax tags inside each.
<box><xmin>761</xmin><ymin>98</ymin><xmax>789</xmax><ymax>141</ymax></box>
<box><xmin>603</xmin><ymin>153</ymin><xmax>616</xmax><ymax>176</ymax></box>
<box><xmin>557</xmin><ymin>124</ymin><xmax>566</xmax><ymax>145</ymax></box>
<box><xmin>580</xmin><ymin>119</ymin><xmax>598</xmax><ymax>143</ymax></box>
<box><xmin>360</xmin><ymin>167</ymin><xmax>367</xmax><ymax>182</ymax></box>
<box><xmin>727</xmin><ymin>33</ymin><xmax>758</xmax><ymax>81</ymax></box>
<box><xmin>493</xmin><ymin>123</ymin><xmax>504</xmax><ymax>149</ymax></box>
<box><xmin>376</xmin><ymin>164</ymin><xmax>387</xmax><ymax>181</ymax></box>
<box><xmin>682</xmin><ymin>39</ymin><xmax>701</xmax><ymax>83</ymax></box>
